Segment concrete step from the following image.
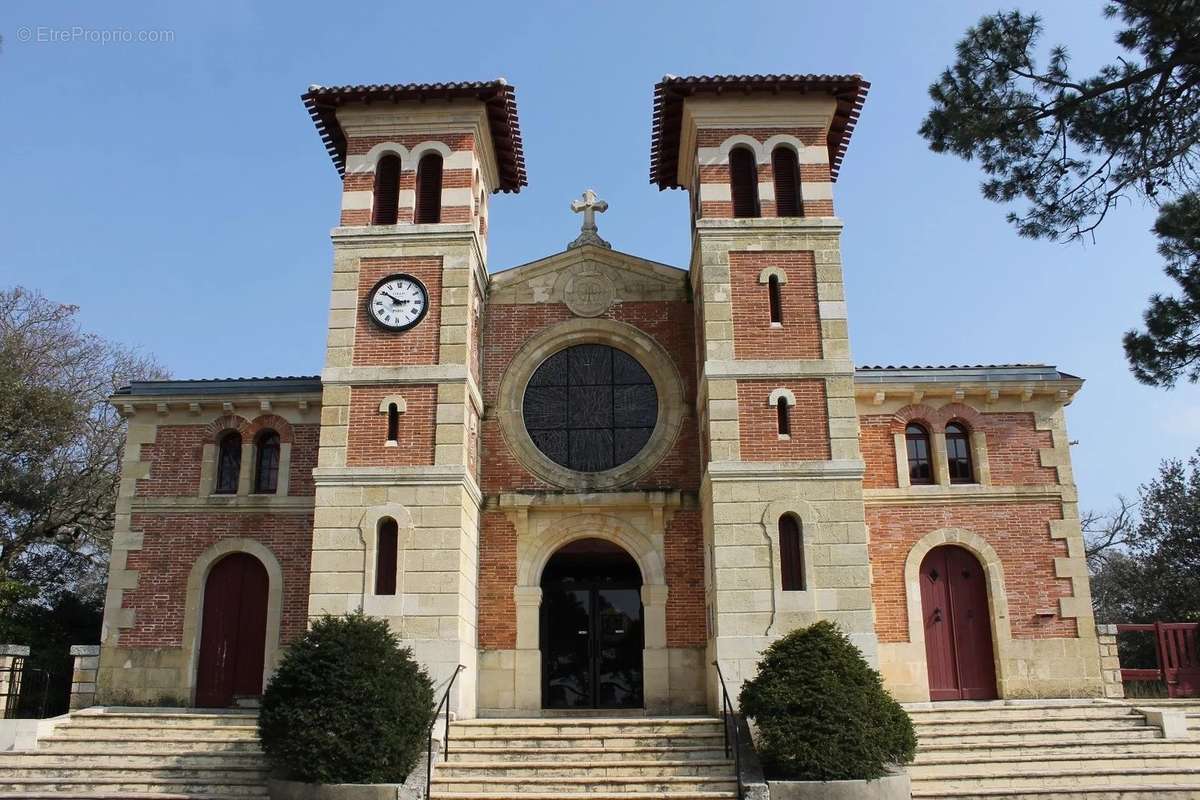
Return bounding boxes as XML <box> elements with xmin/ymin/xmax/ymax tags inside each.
<box><xmin>0</xmin><ymin>778</ymin><xmax>267</xmax><ymax>797</ymax></box>
<box><xmin>925</xmin><ymin>766</ymin><xmax>1200</xmax><ymax>788</ymax></box>
<box><xmin>450</xmin><ymin>719</ymin><xmax>724</xmax><ymax>737</ymax></box>
<box><xmin>910</xmin><ymin>709</ymin><xmax>1145</xmax><ymax>727</ymax></box>
<box><xmin>912</xmin><ymin>786</ymin><xmax>1200</xmax><ymax>799</ymax></box>
<box><xmin>914</xmin><ymin>738</ymin><xmax>1200</xmax><ymax>758</ymax></box>
<box><xmin>909</xmin><ymin>750</ymin><xmax>1200</xmax><ymax>777</ymax></box>
<box><xmin>38</xmin><ymin>735</ymin><xmax>264</xmax><ymax>754</ymax></box>
<box><xmin>437</xmin><ymin>760</ymin><xmax>734</xmax><ymax>778</ymax></box>
<box><xmin>0</xmin><ymin>794</ymin><xmax>259</xmax><ymax>800</ymax></box>
<box><xmin>56</xmin><ymin>723</ymin><xmax>260</xmax><ymax>739</ymax></box>
<box><xmin>450</xmin><ymin>733</ymin><xmax>727</xmax><ymax>749</ymax></box>
<box><xmin>0</xmin><ymin>752</ymin><xmax>266</xmax><ymax>768</ymax></box>
<box><xmin>916</xmin><ymin>723</ymin><xmax>1162</xmax><ymax>745</ymax></box>
<box><xmin>445</xmin><ymin>746</ymin><xmax>730</xmax><ymax>763</ymax></box>
<box><xmin>431</xmin><ymin>776</ymin><xmax>737</xmax><ymax>793</ymax></box>
<box><xmin>429</xmin><ymin>792</ymin><xmax>738</xmax><ymax>800</ymax></box>
<box><xmin>0</xmin><ymin>763</ymin><xmax>268</xmax><ymax>781</ymax></box>
<box><xmin>74</xmin><ymin>710</ymin><xmax>258</xmax><ymax>728</ymax></box>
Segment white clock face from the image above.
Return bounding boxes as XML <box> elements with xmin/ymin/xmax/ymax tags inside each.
<box><xmin>367</xmin><ymin>274</ymin><xmax>429</xmax><ymax>331</ymax></box>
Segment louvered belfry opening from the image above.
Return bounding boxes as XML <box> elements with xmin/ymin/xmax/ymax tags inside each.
<box><xmin>415</xmin><ymin>153</ymin><xmax>444</xmax><ymax>224</ymax></box>
<box><xmin>371</xmin><ymin>154</ymin><xmax>401</xmax><ymax>225</ymax></box>
<box><xmin>729</xmin><ymin>147</ymin><xmax>760</xmax><ymax>218</ymax></box>
<box><xmin>772</xmin><ymin>146</ymin><xmax>803</xmax><ymax>217</ymax></box>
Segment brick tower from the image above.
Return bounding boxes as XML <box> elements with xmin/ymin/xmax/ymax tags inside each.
<box><xmin>650</xmin><ymin>74</ymin><xmax>877</xmax><ymax>702</ymax></box>
<box><xmin>301</xmin><ymin>81</ymin><xmax>525</xmax><ymax>716</ymax></box>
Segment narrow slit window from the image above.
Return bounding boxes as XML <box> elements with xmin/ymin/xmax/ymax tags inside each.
<box><xmin>214</xmin><ymin>431</ymin><xmax>242</xmax><ymax>494</ymax></box>
<box><xmin>768</xmin><ymin>274</ymin><xmax>783</xmax><ymax>324</ymax></box>
<box><xmin>729</xmin><ymin>147</ymin><xmax>760</xmax><ymax>218</ymax></box>
<box><xmin>771</xmin><ymin>146</ymin><xmax>803</xmax><ymax>217</ymax></box>
<box><xmin>905</xmin><ymin>423</ymin><xmax>933</xmax><ymax>485</ymax></box>
<box><xmin>386</xmin><ymin>403</ymin><xmax>399</xmax><ymax>443</ymax></box>
<box><xmin>414</xmin><ymin>153</ymin><xmax>444</xmax><ymax>224</ymax></box>
<box><xmin>371</xmin><ymin>154</ymin><xmax>400</xmax><ymax>225</ymax></box>
<box><xmin>946</xmin><ymin>423</ymin><xmax>975</xmax><ymax>483</ymax></box>
<box><xmin>779</xmin><ymin>514</ymin><xmax>804</xmax><ymax>591</ymax></box>
<box><xmin>253</xmin><ymin>431</ymin><xmax>280</xmax><ymax>494</ymax></box>
<box><xmin>375</xmin><ymin>518</ymin><xmax>399</xmax><ymax>596</ymax></box>
<box><xmin>776</xmin><ymin>398</ymin><xmax>791</xmax><ymax>436</ymax></box>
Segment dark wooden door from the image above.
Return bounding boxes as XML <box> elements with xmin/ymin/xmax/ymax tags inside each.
<box><xmin>195</xmin><ymin>553</ymin><xmax>269</xmax><ymax>708</ymax></box>
<box><xmin>920</xmin><ymin>545</ymin><xmax>997</xmax><ymax>701</ymax></box>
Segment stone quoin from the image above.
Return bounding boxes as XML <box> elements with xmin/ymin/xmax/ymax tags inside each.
<box><xmin>96</xmin><ymin>74</ymin><xmax>1102</xmax><ymax>715</ymax></box>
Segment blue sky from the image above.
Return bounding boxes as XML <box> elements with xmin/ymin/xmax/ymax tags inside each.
<box><xmin>2</xmin><ymin>0</ymin><xmax>1196</xmax><ymax>512</ymax></box>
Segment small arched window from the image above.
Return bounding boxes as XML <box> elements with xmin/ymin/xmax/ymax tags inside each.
<box><xmin>946</xmin><ymin>422</ymin><xmax>975</xmax><ymax>483</ymax></box>
<box><xmin>253</xmin><ymin>430</ymin><xmax>280</xmax><ymax>494</ymax></box>
<box><xmin>905</xmin><ymin>423</ymin><xmax>933</xmax><ymax>485</ymax></box>
<box><xmin>779</xmin><ymin>514</ymin><xmax>804</xmax><ymax>591</ymax></box>
<box><xmin>414</xmin><ymin>152</ymin><xmax>444</xmax><ymax>224</ymax></box>
<box><xmin>386</xmin><ymin>403</ymin><xmax>400</xmax><ymax>444</ymax></box>
<box><xmin>375</xmin><ymin>517</ymin><xmax>399</xmax><ymax>596</ymax></box>
<box><xmin>215</xmin><ymin>431</ymin><xmax>242</xmax><ymax>495</ymax></box>
<box><xmin>775</xmin><ymin>396</ymin><xmax>791</xmax><ymax>437</ymax></box>
<box><xmin>768</xmin><ymin>274</ymin><xmax>783</xmax><ymax>324</ymax></box>
<box><xmin>772</xmin><ymin>146</ymin><xmax>802</xmax><ymax>217</ymax></box>
<box><xmin>729</xmin><ymin>147</ymin><xmax>760</xmax><ymax>218</ymax></box>
<box><xmin>371</xmin><ymin>154</ymin><xmax>401</xmax><ymax>225</ymax></box>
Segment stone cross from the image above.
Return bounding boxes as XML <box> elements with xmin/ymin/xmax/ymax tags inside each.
<box><xmin>568</xmin><ymin>189</ymin><xmax>612</xmax><ymax>249</ymax></box>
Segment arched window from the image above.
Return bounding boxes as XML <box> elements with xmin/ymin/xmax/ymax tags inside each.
<box><xmin>371</xmin><ymin>154</ymin><xmax>400</xmax><ymax>225</ymax></box>
<box><xmin>779</xmin><ymin>514</ymin><xmax>804</xmax><ymax>591</ymax></box>
<box><xmin>776</xmin><ymin>396</ymin><xmax>791</xmax><ymax>436</ymax></box>
<box><xmin>375</xmin><ymin>517</ymin><xmax>399</xmax><ymax>595</ymax></box>
<box><xmin>772</xmin><ymin>146</ymin><xmax>802</xmax><ymax>217</ymax></box>
<box><xmin>768</xmin><ymin>274</ymin><xmax>783</xmax><ymax>324</ymax></box>
<box><xmin>905</xmin><ymin>423</ymin><xmax>933</xmax><ymax>485</ymax></box>
<box><xmin>729</xmin><ymin>147</ymin><xmax>760</xmax><ymax>218</ymax></box>
<box><xmin>214</xmin><ymin>431</ymin><xmax>242</xmax><ymax>494</ymax></box>
<box><xmin>946</xmin><ymin>422</ymin><xmax>975</xmax><ymax>483</ymax></box>
<box><xmin>253</xmin><ymin>430</ymin><xmax>280</xmax><ymax>494</ymax></box>
<box><xmin>386</xmin><ymin>403</ymin><xmax>400</xmax><ymax>444</ymax></box>
<box><xmin>414</xmin><ymin>152</ymin><xmax>443</xmax><ymax>224</ymax></box>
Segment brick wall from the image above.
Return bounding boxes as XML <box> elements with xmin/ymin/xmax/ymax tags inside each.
<box><xmin>346</xmin><ymin>384</ymin><xmax>437</xmax><ymax>467</ymax></box>
<box><xmin>478</xmin><ymin>511</ymin><xmax>517</xmax><ymax>650</ymax></box>
<box><xmin>664</xmin><ymin>510</ymin><xmax>706</xmax><ymax>647</ymax></box>
<box><xmin>480</xmin><ymin>301</ymin><xmax>700</xmax><ymax>494</ymax></box>
<box><xmin>729</xmin><ymin>251</ymin><xmax>821</xmax><ymax>359</ymax></box>
<box><xmin>136</xmin><ymin>426</ymin><xmax>204</xmax><ymax>497</ymax></box>
<box><xmin>340</xmin><ymin>132</ymin><xmax>477</xmax><ymax>227</ymax></box>
<box><xmin>866</xmin><ymin>501</ymin><xmax>1077</xmax><ymax>642</ymax></box>
<box><xmin>736</xmin><ymin>379</ymin><xmax>830</xmax><ymax>461</ymax></box>
<box><xmin>353</xmin><ymin>258</ymin><xmax>443</xmax><ymax>366</ymax></box>
<box><xmin>119</xmin><ymin>512</ymin><xmax>313</xmax><ymax>648</ymax></box>
<box><xmin>860</xmin><ymin>414</ymin><xmax>898</xmax><ymax>489</ymax></box>
<box><xmin>694</xmin><ymin>127</ymin><xmax>833</xmax><ymax>218</ymax></box>
<box><xmin>288</xmin><ymin>424</ymin><xmax>320</xmax><ymax>496</ymax></box>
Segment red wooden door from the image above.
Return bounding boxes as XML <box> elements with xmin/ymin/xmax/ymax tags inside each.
<box><xmin>1158</xmin><ymin>623</ymin><xmax>1200</xmax><ymax>698</ymax></box>
<box><xmin>195</xmin><ymin>553</ymin><xmax>269</xmax><ymax>708</ymax></box>
<box><xmin>920</xmin><ymin>545</ymin><xmax>997</xmax><ymax>701</ymax></box>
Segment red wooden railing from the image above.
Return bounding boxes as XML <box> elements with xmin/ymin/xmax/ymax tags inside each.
<box><xmin>1116</xmin><ymin>622</ymin><xmax>1200</xmax><ymax>697</ymax></box>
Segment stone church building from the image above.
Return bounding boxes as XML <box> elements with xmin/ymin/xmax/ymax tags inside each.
<box><xmin>97</xmin><ymin>74</ymin><xmax>1103</xmax><ymax>716</ymax></box>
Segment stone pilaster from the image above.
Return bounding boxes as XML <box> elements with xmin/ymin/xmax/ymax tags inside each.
<box><xmin>69</xmin><ymin>645</ymin><xmax>101</xmax><ymax>710</ymax></box>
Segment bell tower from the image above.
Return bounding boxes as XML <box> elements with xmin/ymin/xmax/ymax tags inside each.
<box><xmin>650</xmin><ymin>73</ymin><xmax>876</xmax><ymax>704</ymax></box>
<box><xmin>301</xmin><ymin>81</ymin><xmax>525</xmax><ymax>717</ymax></box>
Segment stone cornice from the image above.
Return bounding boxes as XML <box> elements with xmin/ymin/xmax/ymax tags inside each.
<box><xmin>863</xmin><ymin>484</ymin><xmax>1066</xmax><ymax>507</ymax></box>
<box><xmin>114</xmin><ymin>393</ymin><xmax>322</xmax><ymax>418</ymax></box>
<box><xmin>706</xmin><ymin>459</ymin><xmax>865</xmax><ymax>482</ymax></box>
<box><xmin>702</xmin><ymin>359</ymin><xmax>854</xmax><ymax>381</ymax></box>
<box><xmin>330</xmin><ymin>224</ymin><xmax>489</xmax><ymax>288</ymax></box>
<box><xmin>129</xmin><ymin>495</ymin><xmax>315</xmax><ymax>514</ymax></box>
<box><xmin>313</xmin><ymin>465</ymin><xmax>482</xmax><ymax>506</ymax></box>
<box><xmin>321</xmin><ymin>366</ymin><xmax>483</xmax><ymax>414</ymax></box>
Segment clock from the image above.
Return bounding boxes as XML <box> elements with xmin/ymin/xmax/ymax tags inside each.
<box><xmin>366</xmin><ymin>274</ymin><xmax>429</xmax><ymax>331</ymax></box>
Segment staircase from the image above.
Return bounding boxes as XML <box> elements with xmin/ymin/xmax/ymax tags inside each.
<box><xmin>430</xmin><ymin>717</ymin><xmax>738</xmax><ymax>799</ymax></box>
<box><xmin>906</xmin><ymin>700</ymin><xmax>1200</xmax><ymax>799</ymax></box>
<box><xmin>0</xmin><ymin>707</ymin><xmax>267</xmax><ymax>799</ymax></box>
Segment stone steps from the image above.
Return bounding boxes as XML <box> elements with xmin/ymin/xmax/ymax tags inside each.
<box><xmin>905</xmin><ymin>700</ymin><xmax>1200</xmax><ymax>798</ymax></box>
<box><xmin>430</xmin><ymin>717</ymin><xmax>737</xmax><ymax>799</ymax></box>
<box><xmin>1</xmin><ymin>707</ymin><xmax>268</xmax><ymax>798</ymax></box>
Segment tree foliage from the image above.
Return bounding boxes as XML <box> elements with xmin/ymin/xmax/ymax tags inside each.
<box><xmin>738</xmin><ymin>621</ymin><xmax>916</xmax><ymax>782</ymax></box>
<box><xmin>921</xmin><ymin>2</ymin><xmax>1200</xmax><ymax>386</ymax></box>
<box><xmin>0</xmin><ymin>286</ymin><xmax>165</xmax><ymax>602</ymax></box>
<box><xmin>1087</xmin><ymin>448</ymin><xmax>1200</xmax><ymax>624</ymax></box>
<box><xmin>257</xmin><ymin>613</ymin><xmax>436</xmax><ymax>785</ymax></box>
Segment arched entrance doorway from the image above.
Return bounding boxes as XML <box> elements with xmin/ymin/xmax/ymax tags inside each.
<box><xmin>540</xmin><ymin>538</ymin><xmax>644</xmax><ymax>709</ymax></box>
<box><xmin>195</xmin><ymin>552</ymin><xmax>269</xmax><ymax>708</ymax></box>
<box><xmin>920</xmin><ymin>545</ymin><xmax>998</xmax><ymax>700</ymax></box>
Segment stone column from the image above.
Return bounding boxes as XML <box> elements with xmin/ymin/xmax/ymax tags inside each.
<box><xmin>0</xmin><ymin>645</ymin><xmax>30</xmax><ymax>717</ymax></box>
<box><xmin>513</xmin><ymin>586</ymin><xmax>542</xmax><ymax>711</ymax></box>
<box><xmin>642</xmin><ymin>584</ymin><xmax>670</xmax><ymax>713</ymax></box>
<box><xmin>69</xmin><ymin>645</ymin><xmax>101</xmax><ymax>710</ymax></box>
<box><xmin>1096</xmin><ymin>624</ymin><xmax>1125</xmax><ymax>699</ymax></box>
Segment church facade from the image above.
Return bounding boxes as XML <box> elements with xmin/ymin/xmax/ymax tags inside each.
<box><xmin>97</xmin><ymin>75</ymin><xmax>1105</xmax><ymax>716</ymax></box>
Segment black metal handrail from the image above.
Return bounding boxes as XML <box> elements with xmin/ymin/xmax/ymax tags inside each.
<box><xmin>425</xmin><ymin>664</ymin><xmax>466</xmax><ymax>800</ymax></box>
<box><xmin>713</xmin><ymin>660</ymin><xmax>743</xmax><ymax>800</ymax></box>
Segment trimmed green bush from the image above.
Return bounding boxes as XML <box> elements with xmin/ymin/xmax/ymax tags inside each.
<box><xmin>739</xmin><ymin>620</ymin><xmax>916</xmax><ymax>781</ymax></box>
<box><xmin>258</xmin><ymin>613</ymin><xmax>435</xmax><ymax>784</ymax></box>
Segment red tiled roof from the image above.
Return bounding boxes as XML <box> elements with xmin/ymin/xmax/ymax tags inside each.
<box><xmin>649</xmin><ymin>73</ymin><xmax>870</xmax><ymax>189</ymax></box>
<box><xmin>301</xmin><ymin>80</ymin><xmax>527</xmax><ymax>192</ymax></box>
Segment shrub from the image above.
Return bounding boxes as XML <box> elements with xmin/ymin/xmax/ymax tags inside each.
<box><xmin>258</xmin><ymin>612</ymin><xmax>435</xmax><ymax>784</ymax></box>
<box><xmin>739</xmin><ymin>620</ymin><xmax>916</xmax><ymax>781</ymax></box>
